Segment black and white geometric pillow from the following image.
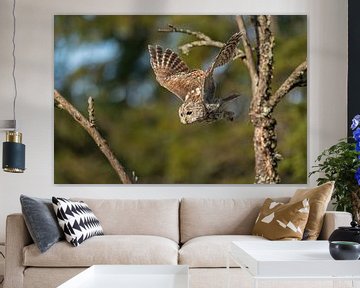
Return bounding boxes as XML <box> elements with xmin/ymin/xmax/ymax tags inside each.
<box><xmin>52</xmin><ymin>197</ymin><xmax>104</xmax><ymax>247</ymax></box>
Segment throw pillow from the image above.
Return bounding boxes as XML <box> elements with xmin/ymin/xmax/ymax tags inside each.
<box><xmin>52</xmin><ymin>197</ymin><xmax>104</xmax><ymax>247</ymax></box>
<box><xmin>289</xmin><ymin>181</ymin><xmax>334</xmax><ymax>240</ymax></box>
<box><xmin>20</xmin><ymin>195</ymin><xmax>64</xmax><ymax>253</ymax></box>
<box><xmin>252</xmin><ymin>198</ymin><xmax>310</xmax><ymax>240</ymax></box>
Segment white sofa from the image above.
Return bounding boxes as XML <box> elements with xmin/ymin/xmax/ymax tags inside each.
<box><xmin>4</xmin><ymin>198</ymin><xmax>352</xmax><ymax>288</ymax></box>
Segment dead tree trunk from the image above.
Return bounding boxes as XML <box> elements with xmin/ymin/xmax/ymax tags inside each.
<box><xmin>238</xmin><ymin>15</ymin><xmax>307</xmax><ymax>183</ymax></box>
<box><xmin>250</xmin><ymin>16</ymin><xmax>279</xmax><ymax>183</ymax></box>
<box><xmin>238</xmin><ymin>15</ymin><xmax>279</xmax><ymax>183</ymax></box>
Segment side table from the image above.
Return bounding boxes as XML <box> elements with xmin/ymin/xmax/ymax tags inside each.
<box><xmin>227</xmin><ymin>240</ymin><xmax>360</xmax><ymax>288</ymax></box>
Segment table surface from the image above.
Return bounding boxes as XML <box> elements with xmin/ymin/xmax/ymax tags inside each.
<box><xmin>58</xmin><ymin>265</ymin><xmax>189</xmax><ymax>288</ymax></box>
<box><xmin>231</xmin><ymin>240</ymin><xmax>360</xmax><ymax>278</ymax></box>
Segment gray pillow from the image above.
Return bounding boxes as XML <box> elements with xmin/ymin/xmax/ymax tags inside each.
<box><xmin>20</xmin><ymin>195</ymin><xmax>64</xmax><ymax>253</ymax></box>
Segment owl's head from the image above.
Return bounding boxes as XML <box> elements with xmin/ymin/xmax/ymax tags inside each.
<box><xmin>178</xmin><ymin>102</ymin><xmax>207</xmax><ymax>124</ymax></box>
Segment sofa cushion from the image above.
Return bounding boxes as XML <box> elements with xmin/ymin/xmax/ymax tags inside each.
<box><xmin>24</xmin><ymin>268</ymin><xmax>86</xmax><ymax>288</ymax></box>
<box><xmin>20</xmin><ymin>195</ymin><xmax>64</xmax><ymax>253</ymax></box>
<box><xmin>23</xmin><ymin>235</ymin><xmax>178</xmax><ymax>267</ymax></box>
<box><xmin>72</xmin><ymin>199</ymin><xmax>179</xmax><ymax>243</ymax></box>
<box><xmin>290</xmin><ymin>181</ymin><xmax>334</xmax><ymax>240</ymax></box>
<box><xmin>252</xmin><ymin>198</ymin><xmax>310</xmax><ymax>240</ymax></box>
<box><xmin>180</xmin><ymin>198</ymin><xmax>289</xmax><ymax>243</ymax></box>
<box><xmin>179</xmin><ymin>235</ymin><xmax>267</xmax><ymax>268</ymax></box>
<box><xmin>52</xmin><ymin>197</ymin><xmax>104</xmax><ymax>247</ymax></box>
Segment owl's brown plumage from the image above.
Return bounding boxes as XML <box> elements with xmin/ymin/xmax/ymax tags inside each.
<box><xmin>148</xmin><ymin>32</ymin><xmax>242</xmax><ymax>124</ymax></box>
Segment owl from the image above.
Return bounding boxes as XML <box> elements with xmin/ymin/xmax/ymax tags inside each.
<box><xmin>148</xmin><ymin>32</ymin><xmax>242</xmax><ymax>124</ymax></box>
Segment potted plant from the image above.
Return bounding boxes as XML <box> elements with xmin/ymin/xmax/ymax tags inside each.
<box><xmin>310</xmin><ymin>115</ymin><xmax>360</xmax><ymax>222</ymax></box>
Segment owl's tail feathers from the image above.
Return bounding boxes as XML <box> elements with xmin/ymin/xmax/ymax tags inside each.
<box><xmin>207</xmin><ymin>32</ymin><xmax>242</xmax><ymax>75</ymax></box>
<box><xmin>148</xmin><ymin>45</ymin><xmax>189</xmax><ymax>76</ymax></box>
<box><xmin>223</xmin><ymin>93</ymin><xmax>241</xmax><ymax>102</ymax></box>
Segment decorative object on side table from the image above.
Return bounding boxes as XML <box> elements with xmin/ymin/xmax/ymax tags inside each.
<box><xmin>329</xmin><ymin>220</ymin><xmax>360</xmax><ymax>244</ymax></box>
<box><xmin>310</xmin><ymin>114</ymin><xmax>360</xmax><ymax>222</ymax></box>
<box><xmin>329</xmin><ymin>241</ymin><xmax>360</xmax><ymax>260</ymax></box>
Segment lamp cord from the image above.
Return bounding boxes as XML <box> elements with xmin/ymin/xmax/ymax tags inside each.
<box><xmin>11</xmin><ymin>0</ymin><xmax>17</xmax><ymax>127</ymax></box>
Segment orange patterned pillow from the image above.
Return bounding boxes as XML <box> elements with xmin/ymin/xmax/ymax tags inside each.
<box><xmin>252</xmin><ymin>198</ymin><xmax>310</xmax><ymax>240</ymax></box>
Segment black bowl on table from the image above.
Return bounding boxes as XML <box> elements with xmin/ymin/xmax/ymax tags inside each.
<box><xmin>329</xmin><ymin>241</ymin><xmax>360</xmax><ymax>260</ymax></box>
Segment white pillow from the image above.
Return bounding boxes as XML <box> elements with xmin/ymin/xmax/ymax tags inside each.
<box><xmin>52</xmin><ymin>197</ymin><xmax>103</xmax><ymax>246</ymax></box>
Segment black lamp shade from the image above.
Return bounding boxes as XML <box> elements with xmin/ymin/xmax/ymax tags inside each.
<box><xmin>2</xmin><ymin>141</ymin><xmax>25</xmax><ymax>173</ymax></box>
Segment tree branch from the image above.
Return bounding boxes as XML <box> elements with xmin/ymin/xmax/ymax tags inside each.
<box><xmin>269</xmin><ymin>61</ymin><xmax>307</xmax><ymax>109</ymax></box>
<box><xmin>54</xmin><ymin>90</ymin><xmax>133</xmax><ymax>184</ymax></box>
<box><xmin>87</xmin><ymin>96</ymin><xmax>96</xmax><ymax>127</ymax></box>
<box><xmin>235</xmin><ymin>15</ymin><xmax>258</xmax><ymax>93</ymax></box>
<box><xmin>158</xmin><ymin>24</ymin><xmax>212</xmax><ymax>41</ymax></box>
<box><xmin>158</xmin><ymin>24</ymin><xmax>246</xmax><ymax>60</ymax></box>
<box><xmin>178</xmin><ymin>40</ymin><xmax>224</xmax><ymax>55</ymax></box>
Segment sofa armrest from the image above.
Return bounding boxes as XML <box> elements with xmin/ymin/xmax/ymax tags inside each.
<box><xmin>318</xmin><ymin>211</ymin><xmax>352</xmax><ymax>240</ymax></box>
<box><xmin>4</xmin><ymin>213</ymin><xmax>33</xmax><ymax>288</ymax></box>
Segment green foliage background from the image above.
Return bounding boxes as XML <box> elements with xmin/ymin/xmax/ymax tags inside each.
<box><xmin>54</xmin><ymin>15</ymin><xmax>307</xmax><ymax>184</ymax></box>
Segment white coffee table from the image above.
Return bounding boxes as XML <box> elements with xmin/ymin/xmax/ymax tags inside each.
<box><xmin>229</xmin><ymin>241</ymin><xmax>360</xmax><ymax>288</ymax></box>
<box><xmin>58</xmin><ymin>265</ymin><xmax>189</xmax><ymax>288</ymax></box>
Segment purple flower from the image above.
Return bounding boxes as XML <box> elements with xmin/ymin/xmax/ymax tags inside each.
<box><xmin>357</xmin><ymin>142</ymin><xmax>360</xmax><ymax>152</ymax></box>
<box><xmin>353</xmin><ymin>128</ymin><xmax>360</xmax><ymax>142</ymax></box>
<box><xmin>352</xmin><ymin>115</ymin><xmax>360</xmax><ymax>130</ymax></box>
<box><xmin>356</xmin><ymin>167</ymin><xmax>360</xmax><ymax>186</ymax></box>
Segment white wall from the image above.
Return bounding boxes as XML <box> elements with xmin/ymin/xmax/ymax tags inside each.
<box><xmin>0</xmin><ymin>0</ymin><xmax>348</xmax><ymax>242</ymax></box>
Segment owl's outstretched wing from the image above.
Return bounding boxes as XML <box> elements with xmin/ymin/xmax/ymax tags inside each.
<box><xmin>148</xmin><ymin>45</ymin><xmax>204</xmax><ymax>102</ymax></box>
<box><xmin>203</xmin><ymin>32</ymin><xmax>242</xmax><ymax>102</ymax></box>
<box><xmin>207</xmin><ymin>32</ymin><xmax>242</xmax><ymax>74</ymax></box>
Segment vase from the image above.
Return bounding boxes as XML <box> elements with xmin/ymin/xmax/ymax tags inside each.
<box><xmin>329</xmin><ymin>241</ymin><xmax>360</xmax><ymax>260</ymax></box>
<box><xmin>329</xmin><ymin>221</ymin><xmax>360</xmax><ymax>244</ymax></box>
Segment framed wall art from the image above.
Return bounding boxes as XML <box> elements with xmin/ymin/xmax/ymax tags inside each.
<box><xmin>54</xmin><ymin>15</ymin><xmax>307</xmax><ymax>184</ymax></box>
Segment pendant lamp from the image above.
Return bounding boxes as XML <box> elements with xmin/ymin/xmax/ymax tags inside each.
<box><xmin>1</xmin><ymin>0</ymin><xmax>26</xmax><ymax>173</ymax></box>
